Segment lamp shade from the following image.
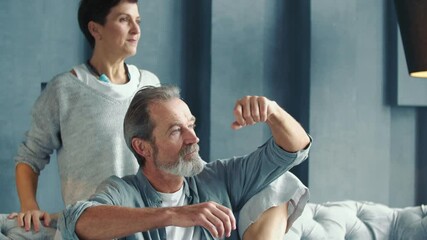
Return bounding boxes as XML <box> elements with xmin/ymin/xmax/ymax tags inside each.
<box><xmin>394</xmin><ymin>0</ymin><xmax>427</xmax><ymax>78</ymax></box>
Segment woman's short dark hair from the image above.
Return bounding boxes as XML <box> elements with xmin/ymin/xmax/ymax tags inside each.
<box><xmin>124</xmin><ymin>85</ymin><xmax>181</xmax><ymax>166</ymax></box>
<box><xmin>78</xmin><ymin>0</ymin><xmax>138</xmax><ymax>48</ymax></box>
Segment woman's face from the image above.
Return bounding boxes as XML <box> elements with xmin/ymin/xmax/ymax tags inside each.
<box><xmin>94</xmin><ymin>1</ymin><xmax>141</xmax><ymax>58</ymax></box>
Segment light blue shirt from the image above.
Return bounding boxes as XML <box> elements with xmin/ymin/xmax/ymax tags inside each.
<box><xmin>59</xmin><ymin>137</ymin><xmax>311</xmax><ymax>240</ymax></box>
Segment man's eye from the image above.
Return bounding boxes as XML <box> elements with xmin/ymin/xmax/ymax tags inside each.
<box><xmin>120</xmin><ymin>17</ymin><xmax>129</xmax><ymax>22</ymax></box>
<box><xmin>189</xmin><ymin>124</ymin><xmax>196</xmax><ymax>129</ymax></box>
<box><xmin>171</xmin><ymin>128</ymin><xmax>181</xmax><ymax>135</ymax></box>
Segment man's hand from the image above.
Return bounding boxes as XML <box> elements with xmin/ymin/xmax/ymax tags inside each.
<box><xmin>171</xmin><ymin>201</ymin><xmax>236</xmax><ymax>238</ymax></box>
<box><xmin>232</xmin><ymin>96</ymin><xmax>276</xmax><ymax>130</ymax></box>
<box><xmin>8</xmin><ymin>210</ymin><xmax>51</xmax><ymax>232</ymax></box>
<box><xmin>232</xmin><ymin>95</ymin><xmax>310</xmax><ymax>152</ymax></box>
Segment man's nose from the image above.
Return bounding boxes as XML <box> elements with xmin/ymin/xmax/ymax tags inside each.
<box><xmin>184</xmin><ymin>128</ymin><xmax>199</xmax><ymax>145</ymax></box>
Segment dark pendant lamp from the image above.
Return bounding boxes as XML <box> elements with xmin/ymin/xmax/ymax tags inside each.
<box><xmin>394</xmin><ymin>0</ymin><xmax>427</xmax><ymax>78</ymax></box>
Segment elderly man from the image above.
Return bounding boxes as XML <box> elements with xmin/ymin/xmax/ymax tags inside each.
<box><xmin>59</xmin><ymin>85</ymin><xmax>311</xmax><ymax>239</ymax></box>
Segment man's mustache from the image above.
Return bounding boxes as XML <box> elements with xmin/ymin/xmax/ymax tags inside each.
<box><xmin>180</xmin><ymin>144</ymin><xmax>200</xmax><ymax>157</ymax></box>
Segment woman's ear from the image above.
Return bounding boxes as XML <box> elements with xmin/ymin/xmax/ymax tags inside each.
<box><xmin>131</xmin><ymin>138</ymin><xmax>151</xmax><ymax>159</ymax></box>
<box><xmin>88</xmin><ymin>21</ymin><xmax>102</xmax><ymax>40</ymax></box>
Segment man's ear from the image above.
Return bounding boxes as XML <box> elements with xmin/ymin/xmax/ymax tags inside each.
<box><xmin>88</xmin><ymin>21</ymin><xmax>102</xmax><ymax>40</ymax></box>
<box><xmin>131</xmin><ymin>138</ymin><xmax>151</xmax><ymax>159</ymax></box>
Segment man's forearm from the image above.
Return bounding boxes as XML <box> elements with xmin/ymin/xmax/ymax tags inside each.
<box><xmin>75</xmin><ymin>201</ymin><xmax>236</xmax><ymax>239</ymax></box>
<box><xmin>75</xmin><ymin>205</ymin><xmax>174</xmax><ymax>239</ymax></box>
<box><xmin>266</xmin><ymin>102</ymin><xmax>310</xmax><ymax>153</ymax></box>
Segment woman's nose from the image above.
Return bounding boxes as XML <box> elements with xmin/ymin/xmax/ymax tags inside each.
<box><xmin>130</xmin><ymin>20</ymin><xmax>140</xmax><ymax>34</ymax></box>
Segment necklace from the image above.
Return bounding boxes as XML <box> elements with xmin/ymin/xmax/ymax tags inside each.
<box><xmin>86</xmin><ymin>60</ymin><xmax>130</xmax><ymax>83</ymax></box>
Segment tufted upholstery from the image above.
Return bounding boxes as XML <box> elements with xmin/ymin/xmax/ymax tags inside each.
<box><xmin>1</xmin><ymin>201</ymin><xmax>427</xmax><ymax>239</ymax></box>
<box><xmin>284</xmin><ymin>200</ymin><xmax>427</xmax><ymax>240</ymax></box>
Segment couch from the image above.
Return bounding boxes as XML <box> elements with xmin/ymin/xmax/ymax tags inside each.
<box><xmin>1</xmin><ymin>201</ymin><xmax>426</xmax><ymax>239</ymax></box>
<box><xmin>284</xmin><ymin>200</ymin><xmax>427</xmax><ymax>239</ymax></box>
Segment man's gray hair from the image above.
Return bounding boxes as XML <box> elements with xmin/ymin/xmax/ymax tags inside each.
<box><xmin>124</xmin><ymin>85</ymin><xmax>181</xmax><ymax>166</ymax></box>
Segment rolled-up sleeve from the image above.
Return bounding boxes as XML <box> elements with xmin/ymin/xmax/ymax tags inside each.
<box><xmin>268</xmin><ymin>134</ymin><xmax>312</xmax><ymax>167</ymax></box>
<box><xmin>58</xmin><ymin>201</ymin><xmax>102</xmax><ymax>240</ymax></box>
<box><xmin>58</xmin><ymin>176</ymin><xmax>128</xmax><ymax>239</ymax></box>
<box><xmin>225</xmin><ymin>135</ymin><xmax>312</xmax><ymax>211</ymax></box>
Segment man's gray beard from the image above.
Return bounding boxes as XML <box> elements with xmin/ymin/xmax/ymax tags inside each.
<box><xmin>154</xmin><ymin>144</ymin><xmax>205</xmax><ymax>177</ymax></box>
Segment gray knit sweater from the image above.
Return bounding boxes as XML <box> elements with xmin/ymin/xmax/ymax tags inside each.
<box><xmin>15</xmin><ymin>64</ymin><xmax>160</xmax><ymax>205</ymax></box>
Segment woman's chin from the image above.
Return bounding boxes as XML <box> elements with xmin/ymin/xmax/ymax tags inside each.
<box><xmin>123</xmin><ymin>46</ymin><xmax>138</xmax><ymax>57</ymax></box>
<box><xmin>127</xmin><ymin>49</ymin><xmax>138</xmax><ymax>57</ymax></box>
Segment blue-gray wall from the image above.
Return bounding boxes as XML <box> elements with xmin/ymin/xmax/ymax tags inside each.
<box><xmin>0</xmin><ymin>1</ymin><xmax>85</xmax><ymax>213</ymax></box>
<box><xmin>0</xmin><ymin>0</ymin><xmax>425</xmax><ymax>213</ymax></box>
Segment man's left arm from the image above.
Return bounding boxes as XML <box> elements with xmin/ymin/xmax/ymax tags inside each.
<box><xmin>232</xmin><ymin>96</ymin><xmax>310</xmax><ymax>152</ymax></box>
<box><xmin>228</xmin><ymin>96</ymin><xmax>311</xmax><ymax>204</ymax></box>
<box><xmin>231</xmin><ymin>96</ymin><xmax>310</xmax><ymax>240</ymax></box>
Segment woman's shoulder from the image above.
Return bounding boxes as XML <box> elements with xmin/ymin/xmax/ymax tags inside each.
<box><xmin>138</xmin><ymin>68</ymin><xmax>158</xmax><ymax>80</ymax></box>
<box><xmin>42</xmin><ymin>72</ymin><xmax>76</xmax><ymax>91</ymax></box>
<box><xmin>47</xmin><ymin>65</ymin><xmax>83</xmax><ymax>85</ymax></box>
<box><xmin>127</xmin><ymin>64</ymin><xmax>160</xmax><ymax>87</ymax></box>
<box><xmin>40</xmin><ymin>65</ymin><xmax>90</xmax><ymax>98</ymax></box>
<box><xmin>140</xmin><ymin>69</ymin><xmax>160</xmax><ymax>87</ymax></box>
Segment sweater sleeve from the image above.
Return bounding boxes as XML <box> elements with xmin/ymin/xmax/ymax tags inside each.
<box><xmin>58</xmin><ymin>176</ymin><xmax>127</xmax><ymax>239</ymax></box>
<box><xmin>14</xmin><ymin>76</ymin><xmax>63</xmax><ymax>174</ymax></box>
<box><xmin>226</xmin><ymin>136</ymin><xmax>312</xmax><ymax>210</ymax></box>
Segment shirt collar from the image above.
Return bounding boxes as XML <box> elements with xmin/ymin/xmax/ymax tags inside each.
<box><xmin>135</xmin><ymin>168</ymin><xmax>198</xmax><ymax>205</ymax></box>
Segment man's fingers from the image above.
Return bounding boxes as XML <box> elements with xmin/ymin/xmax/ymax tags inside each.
<box><xmin>242</xmin><ymin>97</ymin><xmax>254</xmax><ymax>125</ymax></box>
<box><xmin>202</xmin><ymin>202</ymin><xmax>235</xmax><ymax>238</ymax></box>
<box><xmin>175</xmin><ymin>201</ymin><xmax>235</xmax><ymax>238</ymax></box>
<box><xmin>208</xmin><ymin>216</ymin><xmax>225</xmax><ymax>238</ymax></box>
<box><xmin>215</xmin><ymin>204</ymin><xmax>236</xmax><ymax>230</ymax></box>
<box><xmin>233</xmin><ymin>101</ymin><xmax>245</xmax><ymax>129</ymax></box>
<box><xmin>187</xmin><ymin>202</ymin><xmax>236</xmax><ymax>238</ymax></box>
<box><xmin>231</xmin><ymin>121</ymin><xmax>243</xmax><ymax>130</ymax></box>
<box><xmin>250</xmin><ymin>96</ymin><xmax>260</xmax><ymax>122</ymax></box>
<box><xmin>203</xmin><ymin>220</ymin><xmax>219</xmax><ymax>238</ymax></box>
<box><xmin>258</xmin><ymin>97</ymin><xmax>268</xmax><ymax>122</ymax></box>
<box><xmin>232</xmin><ymin>96</ymin><xmax>272</xmax><ymax>130</ymax></box>
<box><xmin>210</xmin><ymin>204</ymin><xmax>235</xmax><ymax>237</ymax></box>
<box><xmin>202</xmin><ymin>213</ymin><xmax>222</xmax><ymax>238</ymax></box>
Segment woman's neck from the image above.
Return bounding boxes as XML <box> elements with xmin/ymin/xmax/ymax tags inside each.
<box><xmin>89</xmin><ymin>54</ymin><xmax>129</xmax><ymax>84</ymax></box>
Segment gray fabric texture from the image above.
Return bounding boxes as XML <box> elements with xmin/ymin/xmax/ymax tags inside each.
<box><xmin>284</xmin><ymin>201</ymin><xmax>427</xmax><ymax>240</ymax></box>
<box><xmin>15</xmin><ymin>65</ymin><xmax>160</xmax><ymax>205</ymax></box>
<box><xmin>0</xmin><ymin>214</ymin><xmax>56</xmax><ymax>240</ymax></box>
<box><xmin>238</xmin><ymin>171</ymin><xmax>310</xmax><ymax>239</ymax></box>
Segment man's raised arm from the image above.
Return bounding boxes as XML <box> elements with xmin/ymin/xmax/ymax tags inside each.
<box><xmin>231</xmin><ymin>96</ymin><xmax>310</xmax><ymax>152</ymax></box>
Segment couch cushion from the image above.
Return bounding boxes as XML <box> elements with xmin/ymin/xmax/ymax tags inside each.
<box><xmin>285</xmin><ymin>201</ymin><xmax>427</xmax><ymax>240</ymax></box>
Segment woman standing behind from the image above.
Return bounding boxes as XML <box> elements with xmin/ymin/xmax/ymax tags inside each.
<box><xmin>12</xmin><ymin>0</ymin><xmax>159</xmax><ymax>230</ymax></box>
